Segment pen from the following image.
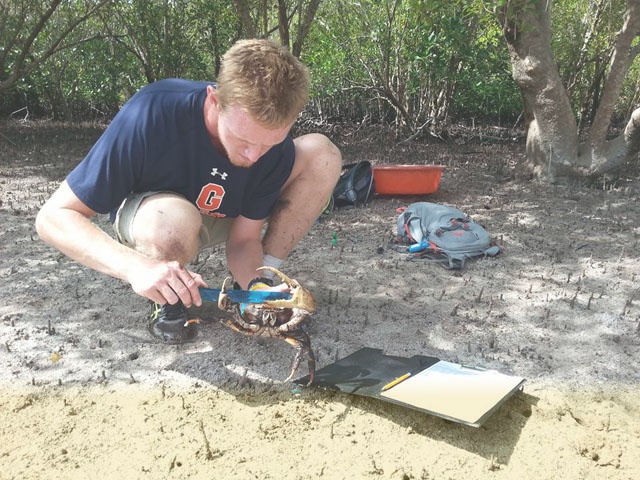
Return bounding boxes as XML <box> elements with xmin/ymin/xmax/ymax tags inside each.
<box><xmin>381</xmin><ymin>372</ymin><xmax>412</xmax><ymax>392</ymax></box>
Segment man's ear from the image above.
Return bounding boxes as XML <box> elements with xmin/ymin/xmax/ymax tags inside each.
<box><xmin>206</xmin><ymin>85</ymin><xmax>220</xmax><ymax>107</ymax></box>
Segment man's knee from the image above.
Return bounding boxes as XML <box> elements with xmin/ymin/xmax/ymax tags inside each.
<box><xmin>127</xmin><ymin>193</ymin><xmax>202</xmax><ymax>262</ymax></box>
<box><xmin>292</xmin><ymin>133</ymin><xmax>342</xmax><ymax>188</ymax></box>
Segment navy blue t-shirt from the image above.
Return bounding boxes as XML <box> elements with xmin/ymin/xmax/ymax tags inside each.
<box><xmin>66</xmin><ymin>79</ymin><xmax>295</xmax><ymax>223</ymax></box>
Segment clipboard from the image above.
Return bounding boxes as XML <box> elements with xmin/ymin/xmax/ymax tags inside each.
<box><xmin>295</xmin><ymin>347</ymin><xmax>525</xmax><ymax>427</ymax></box>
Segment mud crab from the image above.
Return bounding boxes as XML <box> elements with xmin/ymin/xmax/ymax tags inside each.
<box><xmin>218</xmin><ymin>266</ymin><xmax>317</xmax><ymax>385</ymax></box>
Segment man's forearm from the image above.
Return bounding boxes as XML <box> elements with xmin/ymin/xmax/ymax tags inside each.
<box><xmin>225</xmin><ymin>238</ymin><xmax>265</xmax><ymax>290</ymax></box>
<box><xmin>36</xmin><ymin>206</ymin><xmax>146</xmax><ymax>283</ymax></box>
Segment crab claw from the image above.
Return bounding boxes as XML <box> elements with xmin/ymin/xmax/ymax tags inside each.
<box><xmin>256</xmin><ymin>266</ymin><xmax>316</xmax><ymax>314</ymax></box>
<box><xmin>218</xmin><ymin>277</ymin><xmax>234</xmax><ymax>311</ymax></box>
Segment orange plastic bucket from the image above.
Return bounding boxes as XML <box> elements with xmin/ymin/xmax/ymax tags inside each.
<box><xmin>372</xmin><ymin>165</ymin><xmax>445</xmax><ymax>195</ymax></box>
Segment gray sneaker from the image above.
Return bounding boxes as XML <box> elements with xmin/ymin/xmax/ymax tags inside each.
<box><xmin>148</xmin><ymin>301</ymin><xmax>198</xmax><ymax>344</ymax></box>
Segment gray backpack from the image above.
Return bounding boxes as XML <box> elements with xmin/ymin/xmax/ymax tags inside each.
<box><xmin>397</xmin><ymin>202</ymin><xmax>500</xmax><ymax>269</ymax></box>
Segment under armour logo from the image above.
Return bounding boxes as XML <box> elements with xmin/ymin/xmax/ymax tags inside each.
<box><xmin>210</xmin><ymin>168</ymin><xmax>228</xmax><ymax>180</ymax></box>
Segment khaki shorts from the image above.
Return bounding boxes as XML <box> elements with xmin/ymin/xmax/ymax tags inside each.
<box><xmin>113</xmin><ymin>191</ymin><xmax>234</xmax><ymax>249</ymax></box>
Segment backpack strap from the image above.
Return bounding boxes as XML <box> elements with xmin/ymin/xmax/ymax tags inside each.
<box><xmin>403</xmin><ymin>214</ymin><xmax>424</xmax><ymax>243</ymax></box>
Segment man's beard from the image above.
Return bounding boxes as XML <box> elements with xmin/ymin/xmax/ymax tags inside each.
<box><xmin>227</xmin><ymin>154</ymin><xmax>254</xmax><ymax>168</ymax></box>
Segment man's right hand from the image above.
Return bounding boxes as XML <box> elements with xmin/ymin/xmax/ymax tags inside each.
<box><xmin>127</xmin><ymin>259</ymin><xmax>207</xmax><ymax>307</ymax></box>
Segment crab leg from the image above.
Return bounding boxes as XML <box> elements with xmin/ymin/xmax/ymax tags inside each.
<box><xmin>283</xmin><ymin>332</ymin><xmax>316</xmax><ymax>385</ymax></box>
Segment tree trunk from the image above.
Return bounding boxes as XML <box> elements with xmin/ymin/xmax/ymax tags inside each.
<box><xmin>586</xmin><ymin>0</ymin><xmax>640</xmax><ymax>176</ymax></box>
<box><xmin>498</xmin><ymin>0</ymin><xmax>579</xmax><ymax>180</ymax></box>
<box><xmin>231</xmin><ymin>0</ymin><xmax>319</xmax><ymax>58</ymax></box>
<box><xmin>278</xmin><ymin>0</ymin><xmax>291</xmax><ymax>48</ymax></box>
<box><xmin>233</xmin><ymin>0</ymin><xmax>257</xmax><ymax>38</ymax></box>
<box><xmin>291</xmin><ymin>0</ymin><xmax>321</xmax><ymax>58</ymax></box>
<box><xmin>498</xmin><ymin>0</ymin><xmax>640</xmax><ymax>181</ymax></box>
